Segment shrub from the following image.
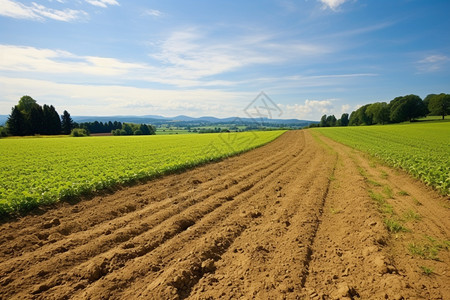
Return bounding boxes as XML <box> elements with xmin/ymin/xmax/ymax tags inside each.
<box><xmin>70</xmin><ymin>128</ymin><xmax>89</xmax><ymax>137</ymax></box>
<box><xmin>0</xmin><ymin>126</ymin><xmax>8</xmax><ymax>138</ymax></box>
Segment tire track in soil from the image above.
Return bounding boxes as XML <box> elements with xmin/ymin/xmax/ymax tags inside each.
<box><xmin>1</xmin><ymin>130</ymin><xmax>448</xmax><ymax>300</ymax></box>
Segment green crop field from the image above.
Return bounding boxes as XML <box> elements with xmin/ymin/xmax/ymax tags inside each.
<box><xmin>0</xmin><ymin>130</ymin><xmax>285</xmax><ymax>215</ymax></box>
<box><xmin>313</xmin><ymin>121</ymin><xmax>450</xmax><ymax>195</ymax></box>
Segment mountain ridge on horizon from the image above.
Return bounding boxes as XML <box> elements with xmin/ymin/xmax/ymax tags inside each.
<box><xmin>0</xmin><ymin>114</ymin><xmax>318</xmax><ymax>126</ymax></box>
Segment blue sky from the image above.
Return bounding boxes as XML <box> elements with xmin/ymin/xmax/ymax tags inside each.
<box><xmin>0</xmin><ymin>0</ymin><xmax>449</xmax><ymax>120</ymax></box>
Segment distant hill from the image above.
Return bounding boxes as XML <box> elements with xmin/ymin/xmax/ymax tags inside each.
<box><xmin>0</xmin><ymin>115</ymin><xmax>8</xmax><ymax>126</ymax></box>
<box><xmin>71</xmin><ymin>115</ymin><xmax>317</xmax><ymax>126</ymax></box>
<box><xmin>0</xmin><ymin>114</ymin><xmax>317</xmax><ymax>127</ymax></box>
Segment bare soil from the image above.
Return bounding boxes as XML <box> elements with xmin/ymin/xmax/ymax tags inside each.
<box><xmin>0</xmin><ymin>130</ymin><xmax>448</xmax><ymax>299</ymax></box>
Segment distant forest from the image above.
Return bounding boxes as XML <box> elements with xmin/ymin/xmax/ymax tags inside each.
<box><xmin>309</xmin><ymin>93</ymin><xmax>450</xmax><ymax>128</ymax></box>
<box><xmin>1</xmin><ymin>96</ymin><xmax>156</xmax><ymax>137</ymax></box>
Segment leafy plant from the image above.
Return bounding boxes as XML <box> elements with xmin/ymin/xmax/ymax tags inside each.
<box><xmin>420</xmin><ymin>266</ymin><xmax>433</xmax><ymax>275</ymax></box>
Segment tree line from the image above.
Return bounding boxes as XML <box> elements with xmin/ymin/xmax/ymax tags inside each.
<box><xmin>2</xmin><ymin>96</ymin><xmax>156</xmax><ymax>137</ymax></box>
<box><xmin>5</xmin><ymin>96</ymin><xmax>73</xmax><ymax>136</ymax></box>
<box><xmin>310</xmin><ymin>93</ymin><xmax>449</xmax><ymax>128</ymax></box>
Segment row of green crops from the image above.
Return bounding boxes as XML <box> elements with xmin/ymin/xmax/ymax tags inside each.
<box><xmin>313</xmin><ymin>121</ymin><xmax>449</xmax><ymax>195</ymax></box>
<box><xmin>0</xmin><ymin>130</ymin><xmax>285</xmax><ymax>216</ymax></box>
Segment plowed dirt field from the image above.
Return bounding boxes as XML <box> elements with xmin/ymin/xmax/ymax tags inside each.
<box><xmin>0</xmin><ymin>130</ymin><xmax>449</xmax><ymax>299</ymax></box>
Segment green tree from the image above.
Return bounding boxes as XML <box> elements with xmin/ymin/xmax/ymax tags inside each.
<box><xmin>326</xmin><ymin>115</ymin><xmax>337</xmax><ymax>127</ymax></box>
<box><xmin>320</xmin><ymin>115</ymin><xmax>328</xmax><ymax>127</ymax></box>
<box><xmin>423</xmin><ymin>94</ymin><xmax>436</xmax><ymax>113</ymax></box>
<box><xmin>366</xmin><ymin>102</ymin><xmax>390</xmax><ymax>125</ymax></box>
<box><xmin>349</xmin><ymin>104</ymin><xmax>372</xmax><ymax>125</ymax></box>
<box><xmin>30</xmin><ymin>105</ymin><xmax>44</xmax><ymax>134</ymax></box>
<box><xmin>0</xmin><ymin>126</ymin><xmax>7</xmax><ymax>137</ymax></box>
<box><xmin>427</xmin><ymin>93</ymin><xmax>450</xmax><ymax>120</ymax></box>
<box><xmin>389</xmin><ymin>94</ymin><xmax>427</xmax><ymax>123</ymax></box>
<box><xmin>49</xmin><ymin>105</ymin><xmax>61</xmax><ymax>134</ymax></box>
<box><xmin>17</xmin><ymin>95</ymin><xmax>38</xmax><ymax>114</ymax></box>
<box><xmin>6</xmin><ymin>106</ymin><xmax>26</xmax><ymax>136</ymax></box>
<box><xmin>61</xmin><ymin>110</ymin><xmax>74</xmax><ymax>134</ymax></box>
<box><xmin>340</xmin><ymin>113</ymin><xmax>349</xmax><ymax>126</ymax></box>
<box><xmin>123</xmin><ymin>124</ymin><xmax>133</xmax><ymax>135</ymax></box>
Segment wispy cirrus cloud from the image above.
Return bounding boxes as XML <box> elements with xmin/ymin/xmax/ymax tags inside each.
<box><xmin>143</xmin><ymin>9</ymin><xmax>163</xmax><ymax>17</ymax></box>
<box><xmin>84</xmin><ymin>0</ymin><xmax>119</xmax><ymax>8</ymax></box>
<box><xmin>150</xmin><ymin>28</ymin><xmax>330</xmax><ymax>81</ymax></box>
<box><xmin>417</xmin><ymin>54</ymin><xmax>449</xmax><ymax>72</ymax></box>
<box><xmin>319</xmin><ymin>0</ymin><xmax>351</xmax><ymax>11</ymax></box>
<box><xmin>0</xmin><ymin>0</ymin><xmax>88</xmax><ymax>22</ymax></box>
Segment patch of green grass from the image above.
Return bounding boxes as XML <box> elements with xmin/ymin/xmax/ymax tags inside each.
<box><xmin>419</xmin><ymin>266</ymin><xmax>433</xmax><ymax>275</ymax></box>
<box><xmin>369</xmin><ymin>190</ymin><xmax>384</xmax><ymax>203</ymax></box>
<box><xmin>408</xmin><ymin>243</ymin><xmax>439</xmax><ymax>260</ymax></box>
<box><xmin>412</xmin><ymin>198</ymin><xmax>423</xmax><ymax>206</ymax></box>
<box><xmin>382</xmin><ymin>186</ymin><xmax>394</xmax><ymax>199</ymax></box>
<box><xmin>403</xmin><ymin>209</ymin><xmax>421</xmax><ymax>221</ymax></box>
<box><xmin>397</xmin><ymin>190</ymin><xmax>409</xmax><ymax>196</ymax></box>
<box><xmin>408</xmin><ymin>237</ymin><xmax>449</xmax><ymax>261</ymax></box>
<box><xmin>380</xmin><ymin>170</ymin><xmax>388</xmax><ymax>179</ymax></box>
<box><xmin>357</xmin><ymin>167</ymin><xmax>368</xmax><ymax>178</ymax></box>
<box><xmin>384</xmin><ymin>218</ymin><xmax>407</xmax><ymax>233</ymax></box>
<box><xmin>368</xmin><ymin>179</ymin><xmax>382</xmax><ymax>186</ymax></box>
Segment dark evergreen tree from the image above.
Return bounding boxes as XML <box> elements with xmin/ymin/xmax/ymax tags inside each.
<box><xmin>320</xmin><ymin>115</ymin><xmax>328</xmax><ymax>127</ymax></box>
<box><xmin>30</xmin><ymin>105</ymin><xmax>44</xmax><ymax>134</ymax></box>
<box><xmin>6</xmin><ymin>106</ymin><xmax>26</xmax><ymax>136</ymax></box>
<box><xmin>340</xmin><ymin>113</ymin><xmax>349</xmax><ymax>126</ymax></box>
<box><xmin>49</xmin><ymin>105</ymin><xmax>61</xmax><ymax>134</ymax></box>
<box><xmin>61</xmin><ymin>110</ymin><xmax>74</xmax><ymax>134</ymax></box>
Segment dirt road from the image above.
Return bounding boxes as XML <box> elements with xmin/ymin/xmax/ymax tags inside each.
<box><xmin>0</xmin><ymin>130</ymin><xmax>448</xmax><ymax>299</ymax></box>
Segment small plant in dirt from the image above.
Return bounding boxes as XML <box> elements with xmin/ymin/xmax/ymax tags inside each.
<box><xmin>384</xmin><ymin>218</ymin><xmax>407</xmax><ymax>233</ymax></box>
<box><xmin>403</xmin><ymin>209</ymin><xmax>421</xmax><ymax>221</ymax></box>
<box><xmin>368</xmin><ymin>179</ymin><xmax>382</xmax><ymax>186</ymax></box>
<box><xmin>419</xmin><ymin>265</ymin><xmax>433</xmax><ymax>275</ymax></box>
<box><xmin>330</xmin><ymin>207</ymin><xmax>342</xmax><ymax>214</ymax></box>
<box><xmin>408</xmin><ymin>236</ymin><xmax>449</xmax><ymax>261</ymax></box>
<box><xmin>382</xmin><ymin>186</ymin><xmax>393</xmax><ymax>199</ymax></box>
<box><xmin>397</xmin><ymin>190</ymin><xmax>409</xmax><ymax>196</ymax></box>
<box><xmin>412</xmin><ymin>198</ymin><xmax>423</xmax><ymax>206</ymax></box>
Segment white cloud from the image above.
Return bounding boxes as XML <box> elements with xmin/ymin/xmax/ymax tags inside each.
<box><xmin>150</xmin><ymin>28</ymin><xmax>329</xmax><ymax>82</ymax></box>
<box><xmin>0</xmin><ymin>45</ymin><xmax>146</xmax><ymax>76</ymax></box>
<box><xmin>0</xmin><ymin>76</ymin><xmax>251</xmax><ymax>117</ymax></box>
<box><xmin>417</xmin><ymin>54</ymin><xmax>449</xmax><ymax>72</ymax></box>
<box><xmin>0</xmin><ymin>0</ymin><xmax>88</xmax><ymax>22</ymax></box>
<box><xmin>319</xmin><ymin>0</ymin><xmax>350</xmax><ymax>11</ymax></box>
<box><xmin>143</xmin><ymin>9</ymin><xmax>162</xmax><ymax>17</ymax></box>
<box><xmin>279</xmin><ymin>99</ymin><xmax>335</xmax><ymax>119</ymax></box>
<box><xmin>85</xmin><ymin>0</ymin><xmax>119</xmax><ymax>8</ymax></box>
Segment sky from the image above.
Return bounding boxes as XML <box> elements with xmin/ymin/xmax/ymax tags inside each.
<box><xmin>0</xmin><ymin>0</ymin><xmax>449</xmax><ymax>120</ymax></box>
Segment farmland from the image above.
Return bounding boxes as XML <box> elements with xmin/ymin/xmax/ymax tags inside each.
<box><xmin>314</xmin><ymin>121</ymin><xmax>450</xmax><ymax>195</ymax></box>
<box><xmin>0</xmin><ymin>129</ymin><xmax>449</xmax><ymax>299</ymax></box>
<box><xmin>0</xmin><ymin>130</ymin><xmax>284</xmax><ymax>215</ymax></box>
